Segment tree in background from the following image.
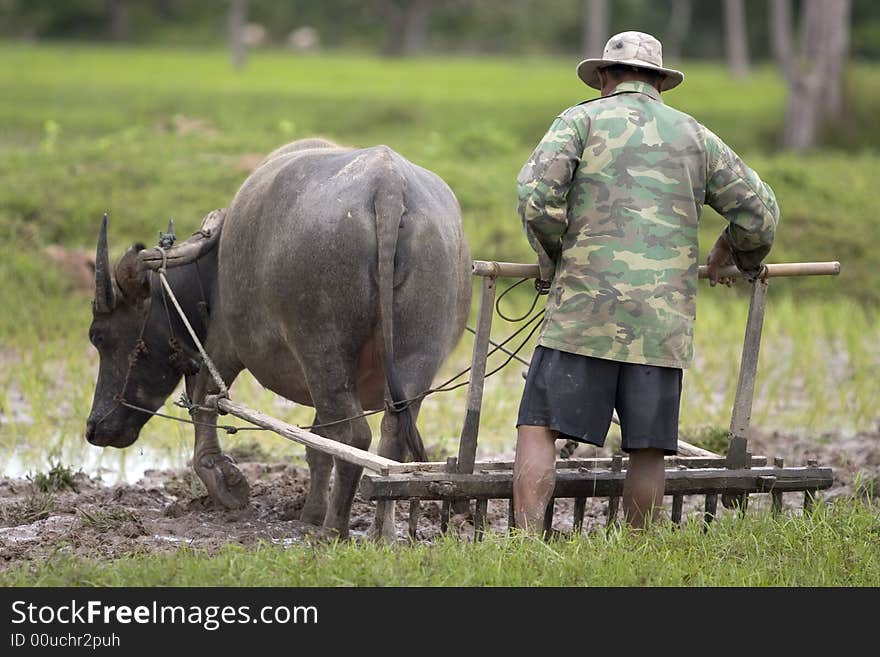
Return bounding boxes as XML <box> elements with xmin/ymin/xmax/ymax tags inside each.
<box><xmin>723</xmin><ymin>0</ymin><xmax>749</xmax><ymax>77</ymax></box>
<box><xmin>227</xmin><ymin>0</ymin><xmax>247</xmax><ymax>70</ymax></box>
<box><xmin>775</xmin><ymin>0</ymin><xmax>851</xmax><ymax>150</ymax></box>
<box><xmin>582</xmin><ymin>0</ymin><xmax>608</xmax><ymax>58</ymax></box>
<box><xmin>664</xmin><ymin>0</ymin><xmax>692</xmax><ymax>61</ymax></box>
<box><xmin>109</xmin><ymin>0</ymin><xmax>130</xmax><ymax>42</ymax></box>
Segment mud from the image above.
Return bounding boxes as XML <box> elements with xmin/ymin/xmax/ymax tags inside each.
<box><xmin>1</xmin><ymin>429</ymin><xmax>877</xmax><ymax>567</ymax></box>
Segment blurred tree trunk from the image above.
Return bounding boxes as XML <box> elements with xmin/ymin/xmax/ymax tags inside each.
<box><xmin>582</xmin><ymin>0</ymin><xmax>609</xmax><ymax>58</ymax></box>
<box><xmin>381</xmin><ymin>0</ymin><xmax>435</xmax><ymax>56</ymax></box>
<box><xmin>109</xmin><ymin>0</ymin><xmax>130</xmax><ymax>42</ymax></box>
<box><xmin>665</xmin><ymin>0</ymin><xmax>692</xmax><ymax>61</ymax></box>
<box><xmin>723</xmin><ymin>0</ymin><xmax>749</xmax><ymax>78</ymax></box>
<box><xmin>782</xmin><ymin>0</ymin><xmax>851</xmax><ymax>150</ymax></box>
<box><xmin>769</xmin><ymin>0</ymin><xmax>794</xmax><ymax>78</ymax></box>
<box><xmin>228</xmin><ymin>0</ymin><xmax>247</xmax><ymax>71</ymax></box>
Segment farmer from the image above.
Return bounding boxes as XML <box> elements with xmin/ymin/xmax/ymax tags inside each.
<box><xmin>513</xmin><ymin>31</ymin><xmax>779</xmax><ymax>530</ymax></box>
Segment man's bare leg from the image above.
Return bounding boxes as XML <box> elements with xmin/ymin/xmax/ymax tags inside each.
<box><xmin>623</xmin><ymin>448</ymin><xmax>666</xmax><ymax>529</ymax></box>
<box><xmin>513</xmin><ymin>425</ymin><xmax>558</xmax><ymax>532</ymax></box>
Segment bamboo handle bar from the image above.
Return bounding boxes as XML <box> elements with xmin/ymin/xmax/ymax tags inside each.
<box><xmin>472</xmin><ymin>260</ymin><xmax>841</xmax><ymax>279</ymax></box>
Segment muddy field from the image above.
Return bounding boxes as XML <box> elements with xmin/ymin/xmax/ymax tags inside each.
<box><xmin>1</xmin><ymin>429</ymin><xmax>878</xmax><ymax>567</ymax></box>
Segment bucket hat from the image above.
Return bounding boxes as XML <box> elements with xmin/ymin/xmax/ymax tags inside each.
<box><xmin>576</xmin><ymin>31</ymin><xmax>684</xmax><ymax>91</ymax></box>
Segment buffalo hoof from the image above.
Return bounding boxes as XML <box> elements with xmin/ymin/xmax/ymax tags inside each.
<box><xmin>195</xmin><ymin>453</ymin><xmax>251</xmax><ymax>510</ymax></box>
<box><xmin>299</xmin><ymin>501</ymin><xmax>327</xmax><ymax>527</ymax></box>
<box><xmin>322</xmin><ymin>517</ymin><xmax>350</xmax><ymax>540</ymax></box>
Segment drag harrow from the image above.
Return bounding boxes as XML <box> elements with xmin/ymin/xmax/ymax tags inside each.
<box><xmin>359</xmin><ymin>259</ymin><xmax>838</xmax><ymax>538</ymax></box>
<box><xmin>202</xmin><ymin>259</ymin><xmax>838</xmax><ymax>539</ymax></box>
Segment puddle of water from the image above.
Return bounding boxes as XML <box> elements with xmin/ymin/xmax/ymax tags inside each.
<box><xmin>152</xmin><ymin>535</ymin><xmax>193</xmax><ymax>545</ymax></box>
<box><xmin>1</xmin><ymin>439</ymin><xmax>190</xmax><ymax>485</ymax></box>
<box><xmin>0</xmin><ymin>525</ymin><xmax>40</xmax><ymax>543</ymax></box>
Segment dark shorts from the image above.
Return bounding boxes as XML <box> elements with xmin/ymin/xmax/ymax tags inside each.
<box><xmin>517</xmin><ymin>346</ymin><xmax>682</xmax><ymax>455</ymax></box>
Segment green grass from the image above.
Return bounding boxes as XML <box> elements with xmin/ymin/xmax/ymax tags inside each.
<box><xmin>0</xmin><ymin>43</ymin><xmax>877</xmax><ymax>305</ymax></box>
<box><xmin>28</xmin><ymin>461</ymin><xmax>80</xmax><ymax>494</ymax></box>
<box><xmin>1</xmin><ymin>499</ymin><xmax>877</xmax><ymax>586</ymax></box>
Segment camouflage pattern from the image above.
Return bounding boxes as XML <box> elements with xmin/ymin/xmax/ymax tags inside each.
<box><xmin>518</xmin><ymin>80</ymin><xmax>779</xmax><ymax>368</ymax></box>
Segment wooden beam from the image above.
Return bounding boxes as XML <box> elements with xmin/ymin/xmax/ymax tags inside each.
<box><xmin>216</xmin><ymin>398</ymin><xmax>399</xmax><ymax>473</ymax></box>
<box><xmin>360</xmin><ymin>465</ymin><xmax>832</xmax><ymax>501</ymax></box>
<box><xmin>382</xmin><ymin>454</ymin><xmax>767</xmax><ymax>475</ymax></box>
<box><xmin>678</xmin><ymin>441</ymin><xmax>722</xmax><ymax>458</ymax></box>
<box><xmin>457</xmin><ymin>276</ymin><xmax>496</xmax><ymax>475</ymax></box>
<box><xmin>727</xmin><ymin>279</ymin><xmax>769</xmax><ymax>471</ymax></box>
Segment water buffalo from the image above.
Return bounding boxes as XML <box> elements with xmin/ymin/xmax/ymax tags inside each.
<box><xmin>85</xmin><ymin>138</ymin><xmax>472</xmax><ymax>537</ymax></box>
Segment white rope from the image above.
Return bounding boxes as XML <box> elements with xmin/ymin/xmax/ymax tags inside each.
<box><xmin>157</xmin><ymin>269</ymin><xmax>228</xmax><ymax>398</ymax></box>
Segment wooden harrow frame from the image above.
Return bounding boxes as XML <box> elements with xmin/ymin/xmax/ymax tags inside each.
<box><xmin>214</xmin><ymin>259</ymin><xmax>839</xmax><ymax>539</ymax></box>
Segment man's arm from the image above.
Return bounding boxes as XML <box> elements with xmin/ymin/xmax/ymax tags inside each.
<box><xmin>704</xmin><ymin>127</ymin><xmax>780</xmax><ymax>282</ymax></box>
<box><xmin>517</xmin><ymin>116</ymin><xmax>585</xmax><ymax>282</ymax></box>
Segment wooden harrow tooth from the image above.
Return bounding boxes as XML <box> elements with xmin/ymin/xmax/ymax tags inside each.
<box><xmin>543</xmin><ymin>498</ymin><xmax>555</xmax><ymax>539</ymax></box>
<box><xmin>804</xmin><ymin>459</ymin><xmax>818</xmax><ymax>511</ymax></box>
<box><xmin>573</xmin><ymin>497</ymin><xmax>586</xmax><ymax>535</ymax></box>
<box><xmin>606</xmin><ymin>455</ymin><xmax>623</xmax><ymax>528</ymax></box>
<box><xmin>671</xmin><ymin>494</ymin><xmax>684</xmax><ymax>525</ymax></box>
<box><xmin>703</xmin><ymin>493</ymin><xmax>718</xmax><ymax>531</ymax></box>
<box><xmin>408</xmin><ymin>498</ymin><xmax>421</xmax><ymax>540</ymax></box>
<box><xmin>508</xmin><ymin>498</ymin><xmax>516</xmax><ymax>533</ymax></box>
<box><xmin>771</xmin><ymin>457</ymin><xmax>785</xmax><ymax>514</ymax></box>
<box><xmin>473</xmin><ymin>498</ymin><xmax>488</xmax><ymax>542</ymax></box>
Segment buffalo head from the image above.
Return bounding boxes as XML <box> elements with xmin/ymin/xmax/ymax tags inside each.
<box><xmin>84</xmin><ymin>216</ymin><xmax>185</xmax><ymax>448</ymax></box>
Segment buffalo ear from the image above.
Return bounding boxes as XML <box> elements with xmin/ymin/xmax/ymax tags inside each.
<box><xmin>115</xmin><ymin>244</ymin><xmax>150</xmax><ymax>304</ymax></box>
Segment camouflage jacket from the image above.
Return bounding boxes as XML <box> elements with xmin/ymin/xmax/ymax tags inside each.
<box><xmin>518</xmin><ymin>80</ymin><xmax>779</xmax><ymax>369</ymax></box>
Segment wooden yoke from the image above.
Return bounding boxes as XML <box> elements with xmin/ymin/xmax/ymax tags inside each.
<box><xmin>139</xmin><ymin>208</ymin><xmax>226</xmax><ymax>270</ymax></box>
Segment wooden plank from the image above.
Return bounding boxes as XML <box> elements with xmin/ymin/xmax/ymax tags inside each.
<box><xmin>359</xmin><ymin>466</ymin><xmax>833</xmax><ymax>501</ymax></box>
<box><xmin>457</xmin><ymin>276</ymin><xmax>496</xmax><ymax>476</ymax></box>
<box><xmin>216</xmin><ymin>398</ymin><xmax>399</xmax><ymax>473</ymax></box>
<box><xmin>382</xmin><ymin>454</ymin><xmax>767</xmax><ymax>475</ymax></box>
<box><xmin>573</xmin><ymin>497</ymin><xmax>586</xmax><ymax>534</ymax></box>
<box><xmin>671</xmin><ymin>494</ymin><xmax>684</xmax><ymax>524</ymax></box>
<box><xmin>471</xmin><ymin>260</ymin><xmax>840</xmax><ymax>281</ymax></box>
<box><xmin>408</xmin><ymin>498</ymin><xmax>420</xmax><ymax>540</ymax></box>
<box><xmin>474</xmin><ymin>498</ymin><xmax>488</xmax><ymax>542</ymax></box>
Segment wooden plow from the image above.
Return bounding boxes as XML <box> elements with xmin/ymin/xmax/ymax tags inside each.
<box><xmin>213</xmin><ymin>259</ymin><xmax>839</xmax><ymax>539</ymax></box>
